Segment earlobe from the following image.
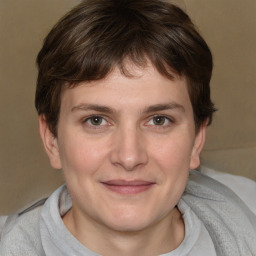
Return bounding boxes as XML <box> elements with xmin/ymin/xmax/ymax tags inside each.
<box><xmin>39</xmin><ymin>115</ymin><xmax>62</xmax><ymax>169</ymax></box>
<box><xmin>189</xmin><ymin>121</ymin><xmax>207</xmax><ymax>170</ymax></box>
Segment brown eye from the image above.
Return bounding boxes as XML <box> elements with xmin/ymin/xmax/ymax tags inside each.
<box><xmin>83</xmin><ymin>115</ymin><xmax>110</xmax><ymax>130</ymax></box>
<box><xmin>152</xmin><ymin>116</ymin><xmax>167</xmax><ymax>125</ymax></box>
<box><xmin>90</xmin><ymin>116</ymin><xmax>103</xmax><ymax>125</ymax></box>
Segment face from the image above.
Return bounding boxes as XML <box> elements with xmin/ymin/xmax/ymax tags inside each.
<box><xmin>40</xmin><ymin>63</ymin><xmax>205</xmax><ymax>234</ymax></box>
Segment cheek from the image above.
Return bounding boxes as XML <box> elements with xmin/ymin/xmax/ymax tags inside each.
<box><xmin>58</xmin><ymin>135</ymin><xmax>109</xmax><ymax>176</ymax></box>
<box><xmin>152</xmin><ymin>133</ymin><xmax>194</xmax><ymax>170</ymax></box>
<box><xmin>150</xmin><ymin>133</ymin><xmax>193</xmax><ymax>197</ymax></box>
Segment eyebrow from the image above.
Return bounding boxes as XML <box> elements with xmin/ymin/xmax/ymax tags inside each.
<box><xmin>71</xmin><ymin>104</ymin><xmax>115</xmax><ymax>114</ymax></box>
<box><xmin>142</xmin><ymin>103</ymin><xmax>185</xmax><ymax>114</ymax></box>
<box><xmin>71</xmin><ymin>102</ymin><xmax>185</xmax><ymax>114</ymax></box>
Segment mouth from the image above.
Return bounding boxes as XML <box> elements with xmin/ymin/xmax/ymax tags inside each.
<box><xmin>101</xmin><ymin>180</ymin><xmax>156</xmax><ymax>195</ymax></box>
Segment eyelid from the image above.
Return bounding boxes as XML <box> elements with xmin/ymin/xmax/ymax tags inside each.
<box><xmin>82</xmin><ymin>115</ymin><xmax>111</xmax><ymax>128</ymax></box>
<box><xmin>145</xmin><ymin>115</ymin><xmax>174</xmax><ymax>127</ymax></box>
<box><xmin>82</xmin><ymin>114</ymin><xmax>97</xmax><ymax>122</ymax></box>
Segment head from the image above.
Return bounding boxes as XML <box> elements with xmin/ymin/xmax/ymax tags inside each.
<box><xmin>36</xmin><ymin>0</ymin><xmax>216</xmax><ymax>249</ymax></box>
<box><xmin>35</xmin><ymin>0</ymin><xmax>215</xmax><ymax>137</ymax></box>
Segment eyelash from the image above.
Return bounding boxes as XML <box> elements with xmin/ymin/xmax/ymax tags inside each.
<box><xmin>82</xmin><ymin>115</ymin><xmax>110</xmax><ymax>129</ymax></box>
<box><xmin>82</xmin><ymin>114</ymin><xmax>174</xmax><ymax>129</ymax></box>
<box><xmin>145</xmin><ymin>115</ymin><xmax>174</xmax><ymax>128</ymax></box>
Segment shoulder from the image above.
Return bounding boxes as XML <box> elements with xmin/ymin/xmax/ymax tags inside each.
<box><xmin>184</xmin><ymin>168</ymin><xmax>256</xmax><ymax>255</ymax></box>
<box><xmin>0</xmin><ymin>199</ymin><xmax>46</xmax><ymax>256</ymax></box>
<box><xmin>200</xmin><ymin>166</ymin><xmax>256</xmax><ymax>215</ymax></box>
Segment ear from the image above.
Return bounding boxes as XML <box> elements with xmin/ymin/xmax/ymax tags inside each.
<box><xmin>189</xmin><ymin>121</ymin><xmax>207</xmax><ymax>170</ymax></box>
<box><xmin>39</xmin><ymin>115</ymin><xmax>62</xmax><ymax>169</ymax></box>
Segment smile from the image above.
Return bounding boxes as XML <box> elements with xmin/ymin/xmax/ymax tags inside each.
<box><xmin>101</xmin><ymin>180</ymin><xmax>156</xmax><ymax>195</ymax></box>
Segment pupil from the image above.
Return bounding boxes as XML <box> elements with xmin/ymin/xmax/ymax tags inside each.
<box><xmin>154</xmin><ymin>116</ymin><xmax>164</xmax><ymax>125</ymax></box>
<box><xmin>92</xmin><ymin>117</ymin><xmax>102</xmax><ymax>125</ymax></box>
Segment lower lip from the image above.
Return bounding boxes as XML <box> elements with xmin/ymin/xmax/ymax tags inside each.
<box><xmin>102</xmin><ymin>184</ymin><xmax>154</xmax><ymax>195</ymax></box>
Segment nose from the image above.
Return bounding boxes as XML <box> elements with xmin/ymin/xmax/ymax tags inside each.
<box><xmin>110</xmin><ymin>126</ymin><xmax>148</xmax><ymax>171</ymax></box>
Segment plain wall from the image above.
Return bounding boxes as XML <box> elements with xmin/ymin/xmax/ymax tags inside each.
<box><xmin>0</xmin><ymin>0</ymin><xmax>255</xmax><ymax>215</ymax></box>
<box><xmin>184</xmin><ymin>0</ymin><xmax>256</xmax><ymax>178</ymax></box>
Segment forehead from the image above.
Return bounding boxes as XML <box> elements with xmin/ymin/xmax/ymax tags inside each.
<box><xmin>61</xmin><ymin>63</ymin><xmax>191</xmax><ymax>112</ymax></box>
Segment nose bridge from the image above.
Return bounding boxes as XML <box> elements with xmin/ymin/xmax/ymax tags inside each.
<box><xmin>110</xmin><ymin>122</ymin><xmax>148</xmax><ymax>171</ymax></box>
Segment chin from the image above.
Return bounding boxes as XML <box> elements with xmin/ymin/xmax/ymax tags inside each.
<box><xmin>102</xmin><ymin>209</ymin><xmax>157</xmax><ymax>233</ymax></box>
<box><xmin>108</xmin><ymin>220</ymin><xmax>150</xmax><ymax>233</ymax></box>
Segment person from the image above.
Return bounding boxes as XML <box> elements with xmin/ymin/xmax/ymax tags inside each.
<box><xmin>1</xmin><ymin>0</ymin><xmax>256</xmax><ymax>255</ymax></box>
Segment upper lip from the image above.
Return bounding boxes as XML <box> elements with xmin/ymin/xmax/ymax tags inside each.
<box><xmin>101</xmin><ymin>180</ymin><xmax>155</xmax><ymax>186</ymax></box>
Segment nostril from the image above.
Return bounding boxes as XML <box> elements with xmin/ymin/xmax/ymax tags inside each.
<box><xmin>110</xmin><ymin>145</ymin><xmax>148</xmax><ymax>171</ymax></box>
<box><xmin>109</xmin><ymin>127</ymin><xmax>148</xmax><ymax>171</ymax></box>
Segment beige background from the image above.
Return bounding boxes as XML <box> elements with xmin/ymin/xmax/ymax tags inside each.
<box><xmin>0</xmin><ymin>0</ymin><xmax>255</xmax><ymax>215</ymax></box>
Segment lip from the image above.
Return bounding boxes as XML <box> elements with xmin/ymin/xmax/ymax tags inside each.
<box><xmin>101</xmin><ymin>180</ymin><xmax>156</xmax><ymax>195</ymax></box>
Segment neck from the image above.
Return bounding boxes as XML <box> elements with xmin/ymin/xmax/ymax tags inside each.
<box><xmin>63</xmin><ymin>207</ymin><xmax>184</xmax><ymax>256</ymax></box>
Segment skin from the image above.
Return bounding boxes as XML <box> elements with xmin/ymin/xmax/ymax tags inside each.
<box><xmin>39</xmin><ymin>62</ymin><xmax>206</xmax><ymax>256</ymax></box>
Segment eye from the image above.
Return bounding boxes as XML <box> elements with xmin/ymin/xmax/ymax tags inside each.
<box><xmin>147</xmin><ymin>115</ymin><xmax>173</xmax><ymax>127</ymax></box>
<box><xmin>84</xmin><ymin>116</ymin><xmax>108</xmax><ymax>127</ymax></box>
<box><xmin>152</xmin><ymin>116</ymin><xmax>167</xmax><ymax>125</ymax></box>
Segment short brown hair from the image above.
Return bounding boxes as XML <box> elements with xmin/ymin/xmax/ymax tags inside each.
<box><xmin>35</xmin><ymin>0</ymin><xmax>216</xmax><ymax>136</ymax></box>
